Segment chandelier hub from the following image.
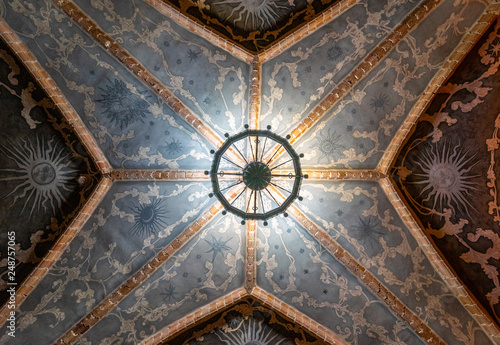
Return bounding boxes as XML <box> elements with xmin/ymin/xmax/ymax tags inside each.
<box><xmin>243</xmin><ymin>161</ymin><xmax>272</xmax><ymax>190</ymax></box>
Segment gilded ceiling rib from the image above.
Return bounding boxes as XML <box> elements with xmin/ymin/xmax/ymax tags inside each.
<box><xmin>54</xmin><ymin>187</ymin><xmax>241</xmax><ymax>344</ymax></box>
<box><xmin>143</xmin><ymin>288</ymin><xmax>347</xmax><ymax>344</ymax></box>
<box><xmin>51</xmin><ymin>0</ymin><xmax>233</xmax><ymax>161</ymax></box>
<box><xmin>380</xmin><ymin>177</ymin><xmax>500</xmax><ymax>344</ymax></box>
<box><xmin>377</xmin><ymin>3</ymin><xmax>500</xmax><ymax>175</ymax></box>
<box><xmin>140</xmin><ymin>287</ymin><xmax>248</xmax><ymax>345</ymax></box>
<box><xmin>109</xmin><ymin>169</ymin><xmax>211</xmax><ymax>181</ymax></box>
<box><xmin>251</xmin><ymin>287</ymin><xmax>348</xmax><ymax>345</ymax></box>
<box><xmin>268</xmin><ymin>185</ymin><xmax>447</xmax><ymax>345</ymax></box>
<box><xmin>143</xmin><ymin>0</ymin><xmax>253</xmax><ymax>63</ymax></box>
<box><xmin>0</xmin><ymin>19</ymin><xmax>112</xmax><ymax>174</ymax></box>
<box><xmin>248</xmin><ymin>56</ymin><xmax>261</xmax><ymax>130</ymax></box>
<box><xmin>245</xmin><ymin>221</ymin><xmax>257</xmax><ymax>292</ymax></box>
<box><xmin>0</xmin><ymin>177</ymin><xmax>112</xmax><ymax>328</ymax></box>
<box><xmin>284</xmin><ymin>0</ymin><xmax>445</xmax><ymax>148</ymax></box>
<box><xmin>274</xmin><ymin>169</ymin><xmax>385</xmax><ymax>181</ymax></box>
<box><xmin>258</xmin><ymin>0</ymin><xmax>359</xmax><ymax>62</ymax></box>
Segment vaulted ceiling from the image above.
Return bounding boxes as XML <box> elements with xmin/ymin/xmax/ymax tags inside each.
<box><xmin>0</xmin><ymin>0</ymin><xmax>499</xmax><ymax>344</ymax></box>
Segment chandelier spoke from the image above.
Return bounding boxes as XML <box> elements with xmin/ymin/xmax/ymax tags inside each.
<box><xmin>270</xmin><ymin>158</ymin><xmax>294</xmax><ymax>171</ymax></box>
<box><xmin>232</xmin><ymin>143</ymin><xmax>248</xmax><ymax>165</ymax></box>
<box><xmin>269</xmin><ymin>181</ymin><xmax>293</xmax><ymax>195</ymax></box>
<box><xmin>220</xmin><ymin>180</ymin><xmax>244</xmax><ymax>192</ymax></box>
<box><xmin>222</xmin><ymin>156</ymin><xmax>244</xmax><ymax>170</ymax></box>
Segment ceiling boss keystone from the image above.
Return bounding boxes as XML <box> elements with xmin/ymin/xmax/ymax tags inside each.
<box><xmin>205</xmin><ymin>125</ymin><xmax>307</xmax><ymax>225</ymax></box>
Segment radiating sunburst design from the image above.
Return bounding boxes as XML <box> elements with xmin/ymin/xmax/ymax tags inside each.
<box><xmin>0</xmin><ymin>137</ymin><xmax>78</xmax><ymax>217</ymax></box>
<box><xmin>410</xmin><ymin>142</ymin><xmax>480</xmax><ymax>217</ymax></box>
<box><xmin>212</xmin><ymin>0</ymin><xmax>287</xmax><ymax>31</ymax></box>
<box><xmin>369</xmin><ymin>93</ymin><xmax>389</xmax><ymax>112</ymax></box>
<box><xmin>161</xmin><ymin>283</ymin><xmax>178</xmax><ymax>302</ymax></box>
<box><xmin>352</xmin><ymin>216</ymin><xmax>385</xmax><ymax>248</ymax></box>
<box><xmin>216</xmin><ymin>316</ymin><xmax>286</xmax><ymax>345</ymax></box>
<box><xmin>327</xmin><ymin>44</ymin><xmax>343</xmax><ymax>61</ymax></box>
<box><xmin>315</xmin><ymin>127</ymin><xmax>344</xmax><ymax>162</ymax></box>
<box><xmin>130</xmin><ymin>198</ymin><xmax>168</xmax><ymax>236</ymax></box>
<box><xmin>96</xmin><ymin>78</ymin><xmax>152</xmax><ymax>129</ymax></box>
<box><xmin>162</xmin><ymin>138</ymin><xmax>183</xmax><ymax>155</ymax></box>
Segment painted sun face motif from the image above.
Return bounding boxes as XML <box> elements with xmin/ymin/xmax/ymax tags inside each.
<box><xmin>162</xmin><ymin>138</ymin><xmax>183</xmax><ymax>155</ymax></box>
<box><xmin>0</xmin><ymin>137</ymin><xmax>78</xmax><ymax>217</ymax></box>
<box><xmin>369</xmin><ymin>93</ymin><xmax>389</xmax><ymax>112</ymax></box>
<box><xmin>352</xmin><ymin>216</ymin><xmax>385</xmax><ymax>249</ymax></box>
<box><xmin>212</xmin><ymin>0</ymin><xmax>287</xmax><ymax>31</ymax></box>
<box><xmin>315</xmin><ymin>127</ymin><xmax>344</xmax><ymax>162</ymax></box>
<box><xmin>327</xmin><ymin>44</ymin><xmax>343</xmax><ymax>61</ymax></box>
<box><xmin>410</xmin><ymin>141</ymin><xmax>480</xmax><ymax>217</ymax></box>
<box><xmin>96</xmin><ymin>78</ymin><xmax>152</xmax><ymax>130</ymax></box>
<box><xmin>130</xmin><ymin>198</ymin><xmax>168</xmax><ymax>236</ymax></box>
<box><xmin>216</xmin><ymin>317</ymin><xmax>286</xmax><ymax>345</ymax></box>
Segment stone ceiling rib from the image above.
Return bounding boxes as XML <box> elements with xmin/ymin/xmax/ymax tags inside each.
<box><xmin>143</xmin><ymin>0</ymin><xmax>253</xmax><ymax>63</ymax></box>
<box><xmin>140</xmin><ymin>288</ymin><xmax>248</xmax><ymax>345</ymax></box>
<box><xmin>54</xmin><ymin>187</ymin><xmax>241</xmax><ymax>344</ymax></box>
<box><xmin>258</xmin><ymin>0</ymin><xmax>359</xmax><ymax>62</ymax></box>
<box><xmin>0</xmin><ymin>18</ymin><xmax>112</xmax><ymax>174</ymax></box>
<box><xmin>284</xmin><ymin>0</ymin><xmax>445</xmax><ymax>147</ymax></box>
<box><xmin>269</xmin><ymin>185</ymin><xmax>447</xmax><ymax>345</ymax></box>
<box><xmin>248</xmin><ymin>56</ymin><xmax>261</xmax><ymax>130</ymax></box>
<box><xmin>380</xmin><ymin>177</ymin><xmax>500</xmax><ymax>344</ymax></box>
<box><xmin>109</xmin><ymin>169</ymin><xmax>210</xmax><ymax>181</ymax></box>
<box><xmin>0</xmin><ymin>177</ymin><xmax>112</xmax><ymax>328</ymax></box>
<box><xmin>52</xmin><ymin>0</ymin><xmax>226</xmax><ymax>154</ymax></box>
<box><xmin>251</xmin><ymin>287</ymin><xmax>347</xmax><ymax>344</ymax></box>
<box><xmin>377</xmin><ymin>4</ymin><xmax>500</xmax><ymax>174</ymax></box>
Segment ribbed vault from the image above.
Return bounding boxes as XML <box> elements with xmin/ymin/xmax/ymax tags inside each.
<box><xmin>0</xmin><ymin>1</ymin><xmax>499</xmax><ymax>344</ymax></box>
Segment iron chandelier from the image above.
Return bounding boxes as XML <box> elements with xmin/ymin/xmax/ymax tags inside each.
<box><xmin>206</xmin><ymin>125</ymin><xmax>307</xmax><ymax>225</ymax></box>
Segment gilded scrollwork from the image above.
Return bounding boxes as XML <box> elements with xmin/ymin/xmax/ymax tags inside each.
<box><xmin>291</xmin><ymin>0</ymin><xmax>486</xmax><ymax>169</ymax></box>
<box><xmin>77</xmin><ymin>213</ymin><xmax>245</xmax><ymax>344</ymax></box>
<box><xmin>256</xmin><ymin>214</ymin><xmax>429</xmax><ymax>344</ymax></box>
<box><xmin>299</xmin><ymin>181</ymin><xmax>485</xmax><ymax>344</ymax></box>
<box><xmin>166</xmin><ymin>298</ymin><xmax>324</xmax><ymax>344</ymax></box>
<box><xmin>156</xmin><ymin>0</ymin><xmax>340</xmax><ymax>53</ymax></box>
<box><xmin>0</xmin><ymin>181</ymin><xmax>212</xmax><ymax>344</ymax></box>
<box><xmin>0</xmin><ymin>36</ymin><xmax>100</xmax><ymax>305</ymax></box>
<box><xmin>392</xmin><ymin>19</ymin><xmax>500</xmax><ymax>325</ymax></box>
